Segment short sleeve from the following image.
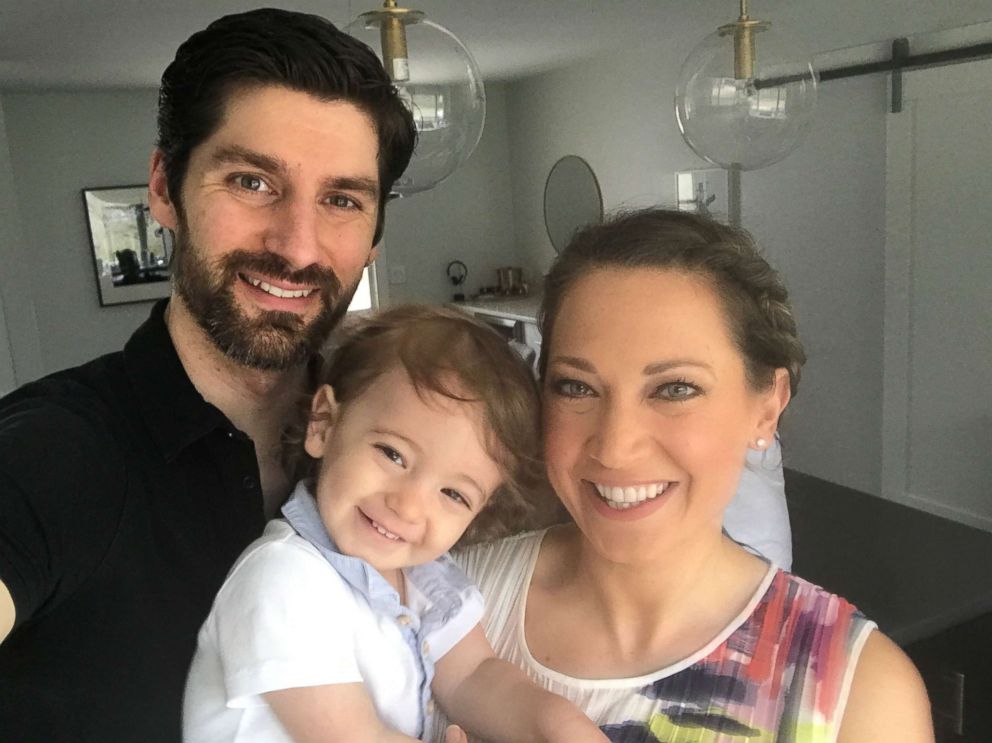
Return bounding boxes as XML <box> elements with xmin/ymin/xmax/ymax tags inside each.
<box><xmin>723</xmin><ymin>437</ymin><xmax>792</xmax><ymax>570</ymax></box>
<box><xmin>406</xmin><ymin>554</ymin><xmax>484</xmax><ymax>663</ymax></box>
<box><xmin>208</xmin><ymin>537</ymin><xmax>365</xmax><ymax>707</ymax></box>
<box><xmin>0</xmin><ymin>398</ymin><xmax>125</xmax><ymax>627</ymax></box>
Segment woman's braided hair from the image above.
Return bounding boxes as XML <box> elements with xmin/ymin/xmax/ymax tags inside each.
<box><xmin>538</xmin><ymin>208</ymin><xmax>806</xmax><ymax>397</ymax></box>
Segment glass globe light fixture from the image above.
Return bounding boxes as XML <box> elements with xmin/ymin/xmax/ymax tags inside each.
<box><xmin>675</xmin><ymin>0</ymin><xmax>818</xmax><ymax>172</ymax></box>
<box><xmin>348</xmin><ymin>0</ymin><xmax>486</xmax><ymax>195</ymax></box>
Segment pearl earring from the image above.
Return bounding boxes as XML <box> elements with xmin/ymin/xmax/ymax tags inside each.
<box><xmin>755</xmin><ymin>437</ymin><xmax>768</xmax><ymax>450</ymax></box>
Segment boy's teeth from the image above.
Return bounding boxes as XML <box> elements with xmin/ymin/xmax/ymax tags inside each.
<box><xmin>593</xmin><ymin>482</ymin><xmax>670</xmax><ymax>510</ymax></box>
<box><xmin>246</xmin><ymin>275</ymin><xmax>314</xmax><ymax>299</ymax></box>
<box><xmin>371</xmin><ymin>520</ymin><xmax>401</xmax><ymax>541</ymax></box>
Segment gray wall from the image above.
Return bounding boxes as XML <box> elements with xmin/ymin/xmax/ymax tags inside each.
<box><xmin>501</xmin><ymin>44</ymin><xmax>890</xmax><ymax>495</ymax></box>
<box><xmin>382</xmin><ymin>82</ymin><xmax>520</xmax><ymax>304</ymax></box>
<box><xmin>0</xmin><ymin>84</ymin><xmax>520</xmax><ymax>375</ymax></box>
<box><xmin>0</xmin><ymin>96</ymin><xmax>43</xmax><ymax>392</ymax></box>
<box><xmin>2</xmin><ymin>89</ymin><xmax>160</xmax><ymax>374</ymax></box>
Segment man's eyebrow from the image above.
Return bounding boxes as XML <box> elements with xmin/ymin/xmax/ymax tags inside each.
<box><xmin>327</xmin><ymin>176</ymin><xmax>379</xmax><ymax>200</ymax></box>
<box><xmin>209</xmin><ymin>145</ymin><xmax>379</xmax><ymax>199</ymax></box>
<box><xmin>209</xmin><ymin>145</ymin><xmax>286</xmax><ymax>175</ymax></box>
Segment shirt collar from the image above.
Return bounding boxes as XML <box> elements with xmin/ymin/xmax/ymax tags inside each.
<box><xmin>122</xmin><ymin>299</ymin><xmax>231</xmax><ymax>461</ymax></box>
<box><xmin>281</xmin><ymin>481</ymin><xmax>404</xmax><ymax>614</ymax></box>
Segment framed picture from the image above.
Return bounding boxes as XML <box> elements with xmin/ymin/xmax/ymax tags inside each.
<box><xmin>676</xmin><ymin>168</ymin><xmax>729</xmax><ymax>222</ymax></box>
<box><xmin>83</xmin><ymin>185</ymin><xmax>173</xmax><ymax>306</ymax></box>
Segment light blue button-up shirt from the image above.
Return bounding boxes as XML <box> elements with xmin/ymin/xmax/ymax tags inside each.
<box><xmin>281</xmin><ymin>482</ymin><xmax>484</xmax><ymax>738</ymax></box>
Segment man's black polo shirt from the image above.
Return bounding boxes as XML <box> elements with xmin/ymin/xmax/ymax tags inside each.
<box><xmin>0</xmin><ymin>300</ymin><xmax>267</xmax><ymax>742</ymax></box>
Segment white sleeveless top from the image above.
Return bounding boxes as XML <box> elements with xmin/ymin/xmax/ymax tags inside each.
<box><xmin>431</xmin><ymin>530</ymin><xmax>875</xmax><ymax>743</ymax></box>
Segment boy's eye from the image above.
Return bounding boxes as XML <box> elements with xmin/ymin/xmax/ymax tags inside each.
<box><xmin>441</xmin><ymin>488</ymin><xmax>470</xmax><ymax>510</ymax></box>
<box><xmin>374</xmin><ymin>444</ymin><xmax>405</xmax><ymax>468</ymax></box>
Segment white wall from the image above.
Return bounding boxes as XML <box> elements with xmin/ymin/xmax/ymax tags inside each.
<box><xmin>382</xmin><ymin>82</ymin><xmax>520</xmax><ymax>304</ymax></box>
<box><xmin>501</xmin><ymin>41</ymin><xmax>897</xmax><ymax>495</ymax></box>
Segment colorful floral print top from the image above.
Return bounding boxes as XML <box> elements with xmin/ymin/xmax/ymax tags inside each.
<box><xmin>431</xmin><ymin>530</ymin><xmax>875</xmax><ymax>743</ymax></box>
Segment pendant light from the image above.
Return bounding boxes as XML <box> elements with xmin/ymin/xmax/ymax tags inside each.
<box><xmin>675</xmin><ymin>0</ymin><xmax>818</xmax><ymax>224</ymax></box>
<box><xmin>348</xmin><ymin>0</ymin><xmax>486</xmax><ymax>196</ymax></box>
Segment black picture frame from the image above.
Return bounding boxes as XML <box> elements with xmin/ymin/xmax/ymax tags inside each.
<box><xmin>82</xmin><ymin>185</ymin><xmax>173</xmax><ymax>306</ymax></box>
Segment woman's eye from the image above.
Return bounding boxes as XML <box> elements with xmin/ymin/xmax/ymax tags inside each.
<box><xmin>235</xmin><ymin>174</ymin><xmax>271</xmax><ymax>193</ymax></box>
<box><xmin>551</xmin><ymin>378</ymin><xmax>595</xmax><ymax>398</ymax></box>
<box><xmin>655</xmin><ymin>381</ymin><xmax>701</xmax><ymax>401</ymax></box>
<box><xmin>441</xmin><ymin>488</ymin><xmax>470</xmax><ymax>509</ymax></box>
<box><xmin>374</xmin><ymin>444</ymin><xmax>405</xmax><ymax>467</ymax></box>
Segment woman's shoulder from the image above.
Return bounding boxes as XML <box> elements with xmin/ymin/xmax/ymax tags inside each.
<box><xmin>452</xmin><ymin>528</ymin><xmax>549</xmax><ymax>596</ymax></box>
<box><xmin>836</xmin><ymin>631</ymin><xmax>933</xmax><ymax>742</ymax></box>
<box><xmin>761</xmin><ymin>569</ymin><xmax>874</xmax><ymax>627</ymax></box>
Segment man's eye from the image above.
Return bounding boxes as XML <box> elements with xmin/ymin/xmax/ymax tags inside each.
<box><xmin>550</xmin><ymin>378</ymin><xmax>595</xmax><ymax>398</ymax></box>
<box><xmin>442</xmin><ymin>488</ymin><xmax>470</xmax><ymax>509</ymax></box>
<box><xmin>328</xmin><ymin>194</ymin><xmax>359</xmax><ymax>209</ymax></box>
<box><xmin>374</xmin><ymin>444</ymin><xmax>405</xmax><ymax>467</ymax></box>
<box><xmin>235</xmin><ymin>175</ymin><xmax>270</xmax><ymax>192</ymax></box>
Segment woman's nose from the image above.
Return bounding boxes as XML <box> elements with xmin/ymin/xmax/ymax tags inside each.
<box><xmin>589</xmin><ymin>399</ymin><xmax>649</xmax><ymax>470</ymax></box>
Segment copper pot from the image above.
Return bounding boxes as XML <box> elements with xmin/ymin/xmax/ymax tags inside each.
<box><xmin>496</xmin><ymin>266</ymin><xmax>524</xmax><ymax>295</ymax></box>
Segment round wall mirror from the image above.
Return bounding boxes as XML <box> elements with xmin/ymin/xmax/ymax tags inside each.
<box><xmin>543</xmin><ymin>155</ymin><xmax>604</xmax><ymax>253</ymax></box>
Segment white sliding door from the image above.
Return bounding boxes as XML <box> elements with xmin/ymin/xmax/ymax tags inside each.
<box><xmin>883</xmin><ymin>59</ymin><xmax>992</xmax><ymax>531</ymax></box>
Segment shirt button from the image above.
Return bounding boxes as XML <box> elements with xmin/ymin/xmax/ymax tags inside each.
<box><xmin>242</xmin><ymin>476</ymin><xmax>256</xmax><ymax>490</ymax></box>
<box><xmin>427</xmin><ymin>698</ymin><xmax>435</xmax><ymax>713</ymax></box>
<box><xmin>397</xmin><ymin>615</ymin><xmax>412</xmax><ymax>626</ymax></box>
<box><xmin>422</xmin><ymin>640</ymin><xmax>430</xmax><ymax>655</ymax></box>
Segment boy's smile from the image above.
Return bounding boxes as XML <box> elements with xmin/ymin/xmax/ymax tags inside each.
<box><xmin>304</xmin><ymin>367</ymin><xmax>503</xmax><ymax>593</ymax></box>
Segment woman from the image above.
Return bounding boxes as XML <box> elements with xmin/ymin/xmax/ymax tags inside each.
<box><xmin>437</xmin><ymin>209</ymin><xmax>932</xmax><ymax>741</ymax></box>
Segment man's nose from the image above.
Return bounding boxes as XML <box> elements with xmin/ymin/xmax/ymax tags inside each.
<box><xmin>263</xmin><ymin>194</ymin><xmax>324</xmax><ymax>271</ymax></box>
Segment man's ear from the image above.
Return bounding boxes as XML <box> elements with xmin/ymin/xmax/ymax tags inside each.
<box><xmin>148</xmin><ymin>149</ymin><xmax>179</xmax><ymax>231</ymax></box>
<box><xmin>365</xmin><ymin>245</ymin><xmax>379</xmax><ymax>267</ymax></box>
<box><xmin>304</xmin><ymin>385</ymin><xmax>340</xmax><ymax>459</ymax></box>
<box><xmin>751</xmin><ymin>368</ymin><xmax>791</xmax><ymax>447</ymax></box>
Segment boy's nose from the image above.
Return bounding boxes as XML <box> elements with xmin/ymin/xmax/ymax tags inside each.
<box><xmin>384</xmin><ymin>485</ymin><xmax>428</xmax><ymax>524</ymax></box>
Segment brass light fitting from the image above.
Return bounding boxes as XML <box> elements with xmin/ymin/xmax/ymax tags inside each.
<box><xmin>359</xmin><ymin>0</ymin><xmax>425</xmax><ymax>82</ymax></box>
<box><xmin>717</xmin><ymin>0</ymin><xmax>770</xmax><ymax>79</ymax></box>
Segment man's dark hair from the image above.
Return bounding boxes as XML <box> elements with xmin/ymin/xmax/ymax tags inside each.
<box><xmin>156</xmin><ymin>8</ymin><xmax>416</xmax><ymax>244</ymax></box>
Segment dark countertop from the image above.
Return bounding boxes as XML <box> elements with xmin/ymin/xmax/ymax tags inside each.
<box><xmin>785</xmin><ymin>468</ymin><xmax>992</xmax><ymax>646</ymax></box>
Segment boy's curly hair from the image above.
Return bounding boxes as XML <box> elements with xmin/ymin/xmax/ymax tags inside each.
<box><xmin>284</xmin><ymin>304</ymin><xmax>546</xmax><ymax>545</ymax></box>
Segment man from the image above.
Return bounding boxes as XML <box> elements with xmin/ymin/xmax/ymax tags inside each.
<box><xmin>0</xmin><ymin>9</ymin><xmax>416</xmax><ymax>742</ymax></box>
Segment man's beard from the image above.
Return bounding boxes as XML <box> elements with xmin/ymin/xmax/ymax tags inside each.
<box><xmin>170</xmin><ymin>226</ymin><xmax>361</xmax><ymax>371</ymax></box>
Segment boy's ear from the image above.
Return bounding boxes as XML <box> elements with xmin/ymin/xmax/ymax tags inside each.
<box><xmin>304</xmin><ymin>385</ymin><xmax>339</xmax><ymax>459</ymax></box>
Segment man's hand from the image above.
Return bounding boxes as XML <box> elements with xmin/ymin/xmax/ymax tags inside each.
<box><xmin>444</xmin><ymin>725</ymin><xmax>468</xmax><ymax>743</ymax></box>
<box><xmin>0</xmin><ymin>580</ymin><xmax>14</xmax><ymax>643</ymax></box>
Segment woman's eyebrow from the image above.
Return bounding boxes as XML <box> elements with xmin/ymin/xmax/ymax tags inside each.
<box><xmin>548</xmin><ymin>356</ymin><xmax>596</xmax><ymax>373</ymax></box>
<box><xmin>643</xmin><ymin>359</ymin><xmax>713</xmax><ymax>375</ymax></box>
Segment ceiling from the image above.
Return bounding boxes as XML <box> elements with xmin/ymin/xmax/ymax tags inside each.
<box><xmin>1</xmin><ymin>1</ymin><xmax>990</xmax><ymax>90</ymax></box>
